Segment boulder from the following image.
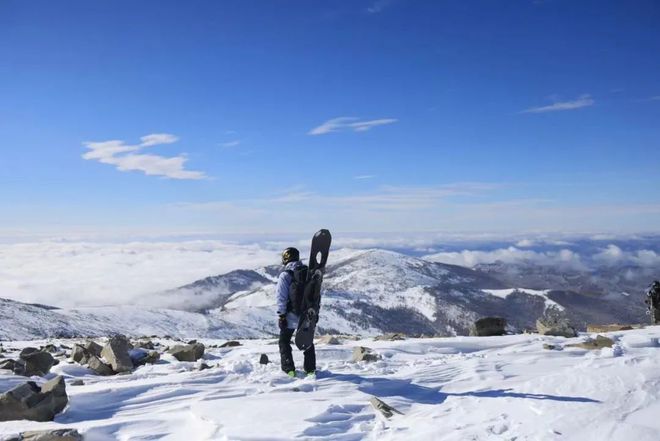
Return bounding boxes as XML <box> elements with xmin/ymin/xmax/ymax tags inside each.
<box><xmin>169</xmin><ymin>343</ymin><xmax>205</xmax><ymax>362</ymax></box>
<box><xmin>134</xmin><ymin>339</ymin><xmax>155</xmax><ymax>350</ymax></box>
<box><xmin>220</xmin><ymin>341</ymin><xmax>242</xmax><ymax>348</ymax></box>
<box><xmin>101</xmin><ymin>335</ymin><xmax>134</xmax><ymax>373</ymax></box>
<box><xmin>87</xmin><ymin>355</ymin><xmax>114</xmax><ymax>376</ymax></box>
<box><xmin>1</xmin><ymin>359</ymin><xmax>17</xmax><ymax>370</ymax></box>
<box><xmin>369</xmin><ymin>397</ymin><xmax>403</xmax><ymax>418</ymax></box>
<box><xmin>199</xmin><ymin>363</ymin><xmax>211</xmax><ymax>371</ymax></box>
<box><xmin>536</xmin><ymin>306</ymin><xmax>577</xmax><ymax>338</ymax></box>
<box><xmin>259</xmin><ymin>354</ymin><xmax>270</xmax><ymax>365</ymax></box>
<box><xmin>352</xmin><ymin>346</ymin><xmax>380</xmax><ymax>363</ymax></box>
<box><xmin>20</xmin><ymin>347</ymin><xmax>40</xmax><ymax>358</ymax></box>
<box><xmin>470</xmin><ymin>317</ymin><xmax>507</xmax><ymax>336</ymax></box>
<box><xmin>567</xmin><ymin>335</ymin><xmax>615</xmax><ymax>350</ymax></box>
<box><xmin>20</xmin><ymin>429</ymin><xmax>83</xmax><ymax>441</ymax></box>
<box><xmin>317</xmin><ymin>335</ymin><xmax>341</xmax><ymax>345</ymax></box>
<box><xmin>84</xmin><ymin>341</ymin><xmax>103</xmax><ymax>357</ymax></box>
<box><xmin>373</xmin><ymin>333</ymin><xmax>406</xmax><ymax>341</ymax></box>
<box><xmin>19</xmin><ymin>350</ymin><xmax>55</xmax><ymax>377</ymax></box>
<box><xmin>0</xmin><ymin>376</ymin><xmax>68</xmax><ymax>422</ymax></box>
<box><xmin>70</xmin><ymin>345</ymin><xmax>90</xmax><ymax>364</ymax></box>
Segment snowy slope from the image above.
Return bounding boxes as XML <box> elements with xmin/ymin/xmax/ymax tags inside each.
<box><xmin>2</xmin><ymin>327</ymin><xmax>660</xmax><ymax>440</ymax></box>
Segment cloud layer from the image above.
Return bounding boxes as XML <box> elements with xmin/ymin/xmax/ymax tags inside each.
<box><xmin>82</xmin><ymin>133</ymin><xmax>207</xmax><ymax>180</ymax></box>
<box><xmin>308</xmin><ymin>117</ymin><xmax>397</xmax><ymax>135</ymax></box>
<box><xmin>522</xmin><ymin>94</ymin><xmax>594</xmax><ymax>113</ymax></box>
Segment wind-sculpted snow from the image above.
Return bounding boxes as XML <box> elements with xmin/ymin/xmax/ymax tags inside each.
<box><xmin>2</xmin><ymin>329</ymin><xmax>660</xmax><ymax>440</ymax></box>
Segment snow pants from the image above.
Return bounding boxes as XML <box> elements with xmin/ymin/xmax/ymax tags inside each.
<box><xmin>279</xmin><ymin>326</ymin><xmax>316</xmax><ymax>373</ymax></box>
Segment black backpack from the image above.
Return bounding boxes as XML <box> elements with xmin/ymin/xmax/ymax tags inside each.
<box><xmin>286</xmin><ymin>264</ymin><xmax>309</xmax><ymax>315</ymax></box>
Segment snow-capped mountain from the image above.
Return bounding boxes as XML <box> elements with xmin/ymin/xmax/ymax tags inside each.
<box><xmin>0</xmin><ymin>248</ymin><xmax>649</xmax><ymax>341</ymax></box>
<box><xmin>168</xmin><ymin>248</ymin><xmax>640</xmax><ymax>336</ymax></box>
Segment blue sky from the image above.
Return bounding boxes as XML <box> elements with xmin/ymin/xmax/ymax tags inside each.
<box><xmin>1</xmin><ymin>0</ymin><xmax>660</xmax><ymax>239</ymax></box>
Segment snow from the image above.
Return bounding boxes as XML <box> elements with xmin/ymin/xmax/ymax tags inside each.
<box><xmin>2</xmin><ymin>327</ymin><xmax>660</xmax><ymax>440</ymax></box>
<box><xmin>483</xmin><ymin>288</ymin><xmax>564</xmax><ymax>310</ymax></box>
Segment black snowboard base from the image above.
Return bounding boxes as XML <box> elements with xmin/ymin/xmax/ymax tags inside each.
<box><xmin>295</xmin><ymin>229</ymin><xmax>331</xmax><ymax>351</ymax></box>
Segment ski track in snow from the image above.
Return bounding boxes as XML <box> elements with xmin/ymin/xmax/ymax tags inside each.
<box><xmin>2</xmin><ymin>328</ymin><xmax>660</xmax><ymax>440</ymax></box>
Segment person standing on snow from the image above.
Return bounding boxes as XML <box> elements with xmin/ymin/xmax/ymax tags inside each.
<box><xmin>646</xmin><ymin>280</ymin><xmax>660</xmax><ymax>324</ymax></box>
<box><xmin>276</xmin><ymin>247</ymin><xmax>316</xmax><ymax>377</ymax></box>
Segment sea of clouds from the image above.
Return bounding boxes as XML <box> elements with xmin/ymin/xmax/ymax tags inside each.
<box><xmin>0</xmin><ymin>233</ymin><xmax>658</xmax><ymax>309</ymax></box>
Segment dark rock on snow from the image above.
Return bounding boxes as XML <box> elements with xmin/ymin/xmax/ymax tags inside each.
<box><xmin>352</xmin><ymin>346</ymin><xmax>380</xmax><ymax>363</ymax></box>
<box><xmin>169</xmin><ymin>342</ymin><xmax>205</xmax><ymax>362</ymax></box>
<box><xmin>470</xmin><ymin>317</ymin><xmax>507</xmax><ymax>337</ymax></box>
<box><xmin>0</xmin><ymin>376</ymin><xmax>68</xmax><ymax>422</ymax></box>
<box><xmin>101</xmin><ymin>335</ymin><xmax>134</xmax><ymax>373</ymax></box>
<box><xmin>220</xmin><ymin>340</ymin><xmax>242</xmax><ymax>348</ymax></box>
<box><xmin>259</xmin><ymin>354</ymin><xmax>269</xmax><ymax>365</ymax></box>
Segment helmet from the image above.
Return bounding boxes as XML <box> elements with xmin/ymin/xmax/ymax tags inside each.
<box><xmin>281</xmin><ymin>247</ymin><xmax>300</xmax><ymax>265</ymax></box>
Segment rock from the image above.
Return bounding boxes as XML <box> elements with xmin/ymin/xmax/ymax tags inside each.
<box><xmin>169</xmin><ymin>343</ymin><xmax>205</xmax><ymax>362</ymax></box>
<box><xmin>352</xmin><ymin>346</ymin><xmax>380</xmax><ymax>363</ymax></box>
<box><xmin>586</xmin><ymin>324</ymin><xmax>637</xmax><ymax>333</ymax></box>
<box><xmin>317</xmin><ymin>335</ymin><xmax>341</xmax><ymax>345</ymax></box>
<box><xmin>567</xmin><ymin>335</ymin><xmax>615</xmax><ymax>350</ymax></box>
<box><xmin>101</xmin><ymin>335</ymin><xmax>134</xmax><ymax>373</ymax></box>
<box><xmin>1</xmin><ymin>359</ymin><xmax>18</xmax><ymax>371</ymax></box>
<box><xmin>19</xmin><ymin>347</ymin><xmax>40</xmax><ymax>358</ymax></box>
<box><xmin>69</xmin><ymin>379</ymin><xmax>84</xmax><ymax>386</ymax></box>
<box><xmin>536</xmin><ymin>306</ymin><xmax>577</xmax><ymax>338</ymax></box>
<box><xmin>19</xmin><ymin>350</ymin><xmax>55</xmax><ymax>377</ymax></box>
<box><xmin>470</xmin><ymin>317</ymin><xmax>507</xmax><ymax>336</ymax></box>
<box><xmin>87</xmin><ymin>355</ymin><xmax>114</xmax><ymax>376</ymax></box>
<box><xmin>199</xmin><ymin>363</ymin><xmax>211</xmax><ymax>371</ymax></box>
<box><xmin>220</xmin><ymin>340</ymin><xmax>242</xmax><ymax>348</ymax></box>
<box><xmin>259</xmin><ymin>354</ymin><xmax>269</xmax><ymax>365</ymax></box>
<box><xmin>70</xmin><ymin>345</ymin><xmax>90</xmax><ymax>364</ymax></box>
<box><xmin>0</xmin><ymin>376</ymin><xmax>68</xmax><ymax>422</ymax></box>
<box><xmin>21</xmin><ymin>429</ymin><xmax>83</xmax><ymax>441</ymax></box>
<box><xmin>135</xmin><ymin>339</ymin><xmax>155</xmax><ymax>350</ymax></box>
<box><xmin>84</xmin><ymin>341</ymin><xmax>103</xmax><ymax>357</ymax></box>
<box><xmin>543</xmin><ymin>343</ymin><xmax>562</xmax><ymax>350</ymax></box>
<box><xmin>369</xmin><ymin>397</ymin><xmax>403</xmax><ymax>418</ymax></box>
<box><xmin>373</xmin><ymin>333</ymin><xmax>406</xmax><ymax>341</ymax></box>
<box><xmin>187</xmin><ymin>339</ymin><xmax>197</xmax><ymax>345</ymax></box>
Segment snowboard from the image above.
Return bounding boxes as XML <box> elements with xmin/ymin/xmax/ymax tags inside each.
<box><xmin>295</xmin><ymin>229</ymin><xmax>332</xmax><ymax>351</ymax></box>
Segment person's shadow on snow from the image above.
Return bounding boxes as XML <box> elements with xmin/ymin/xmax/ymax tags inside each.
<box><xmin>323</xmin><ymin>372</ymin><xmax>600</xmax><ymax>405</ymax></box>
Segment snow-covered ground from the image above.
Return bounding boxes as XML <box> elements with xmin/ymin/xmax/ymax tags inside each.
<box><xmin>2</xmin><ymin>327</ymin><xmax>660</xmax><ymax>440</ymax></box>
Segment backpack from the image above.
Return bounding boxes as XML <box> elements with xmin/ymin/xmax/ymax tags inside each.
<box><xmin>286</xmin><ymin>264</ymin><xmax>309</xmax><ymax>315</ymax></box>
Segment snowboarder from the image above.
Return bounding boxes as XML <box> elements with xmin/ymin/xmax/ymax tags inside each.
<box><xmin>276</xmin><ymin>247</ymin><xmax>316</xmax><ymax>377</ymax></box>
<box><xmin>645</xmin><ymin>280</ymin><xmax>660</xmax><ymax>324</ymax></box>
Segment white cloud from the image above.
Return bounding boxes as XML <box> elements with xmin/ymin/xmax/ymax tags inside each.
<box><xmin>0</xmin><ymin>241</ymin><xmax>279</xmax><ymax>308</ymax></box>
<box><xmin>424</xmin><ymin>246</ymin><xmax>585</xmax><ymax>269</ymax></box>
<box><xmin>354</xmin><ymin>175</ymin><xmax>376</xmax><ymax>180</ymax></box>
<box><xmin>82</xmin><ymin>133</ymin><xmax>207</xmax><ymax>180</ymax></box>
<box><xmin>308</xmin><ymin>117</ymin><xmax>397</xmax><ymax>135</ymax></box>
<box><xmin>221</xmin><ymin>140</ymin><xmax>241</xmax><ymax>148</ymax></box>
<box><xmin>522</xmin><ymin>94</ymin><xmax>594</xmax><ymax>113</ymax></box>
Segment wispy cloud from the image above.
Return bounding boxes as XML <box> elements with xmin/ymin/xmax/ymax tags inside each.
<box><xmin>354</xmin><ymin>175</ymin><xmax>376</xmax><ymax>180</ymax></box>
<box><xmin>367</xmin><ymin>0</ymin><xmax>395</xmax><ymax>14</ymax></box>
<box><xmin>82</xmin><ymin>134</ymin><xmax>206</xmax><ymax>180</ymax></box>
<box><xmin>522</xmin><ymin>94</ymin><xmax>594</xmax><ymax>114</ymax></box>
<box><xmin>221</xmin><ymin>140</ymin><xmax>241</xmax><ymax>148</ymax></box>
<box><xmin>308</xmin><ymin>117</ymin><xmax>397</xmax><ymax>135</ymax></box>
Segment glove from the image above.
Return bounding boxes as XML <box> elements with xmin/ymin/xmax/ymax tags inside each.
<box><xmin>278</xmin><ymin>314</ymin><xmax>287</xmax><ymax>331</ymax></box>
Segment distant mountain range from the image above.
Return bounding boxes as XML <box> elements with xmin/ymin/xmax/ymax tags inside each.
<box><xmin>0</xmin><ymin>248</ymin><xmax>653</xmax><ymax>341</ymax></box>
